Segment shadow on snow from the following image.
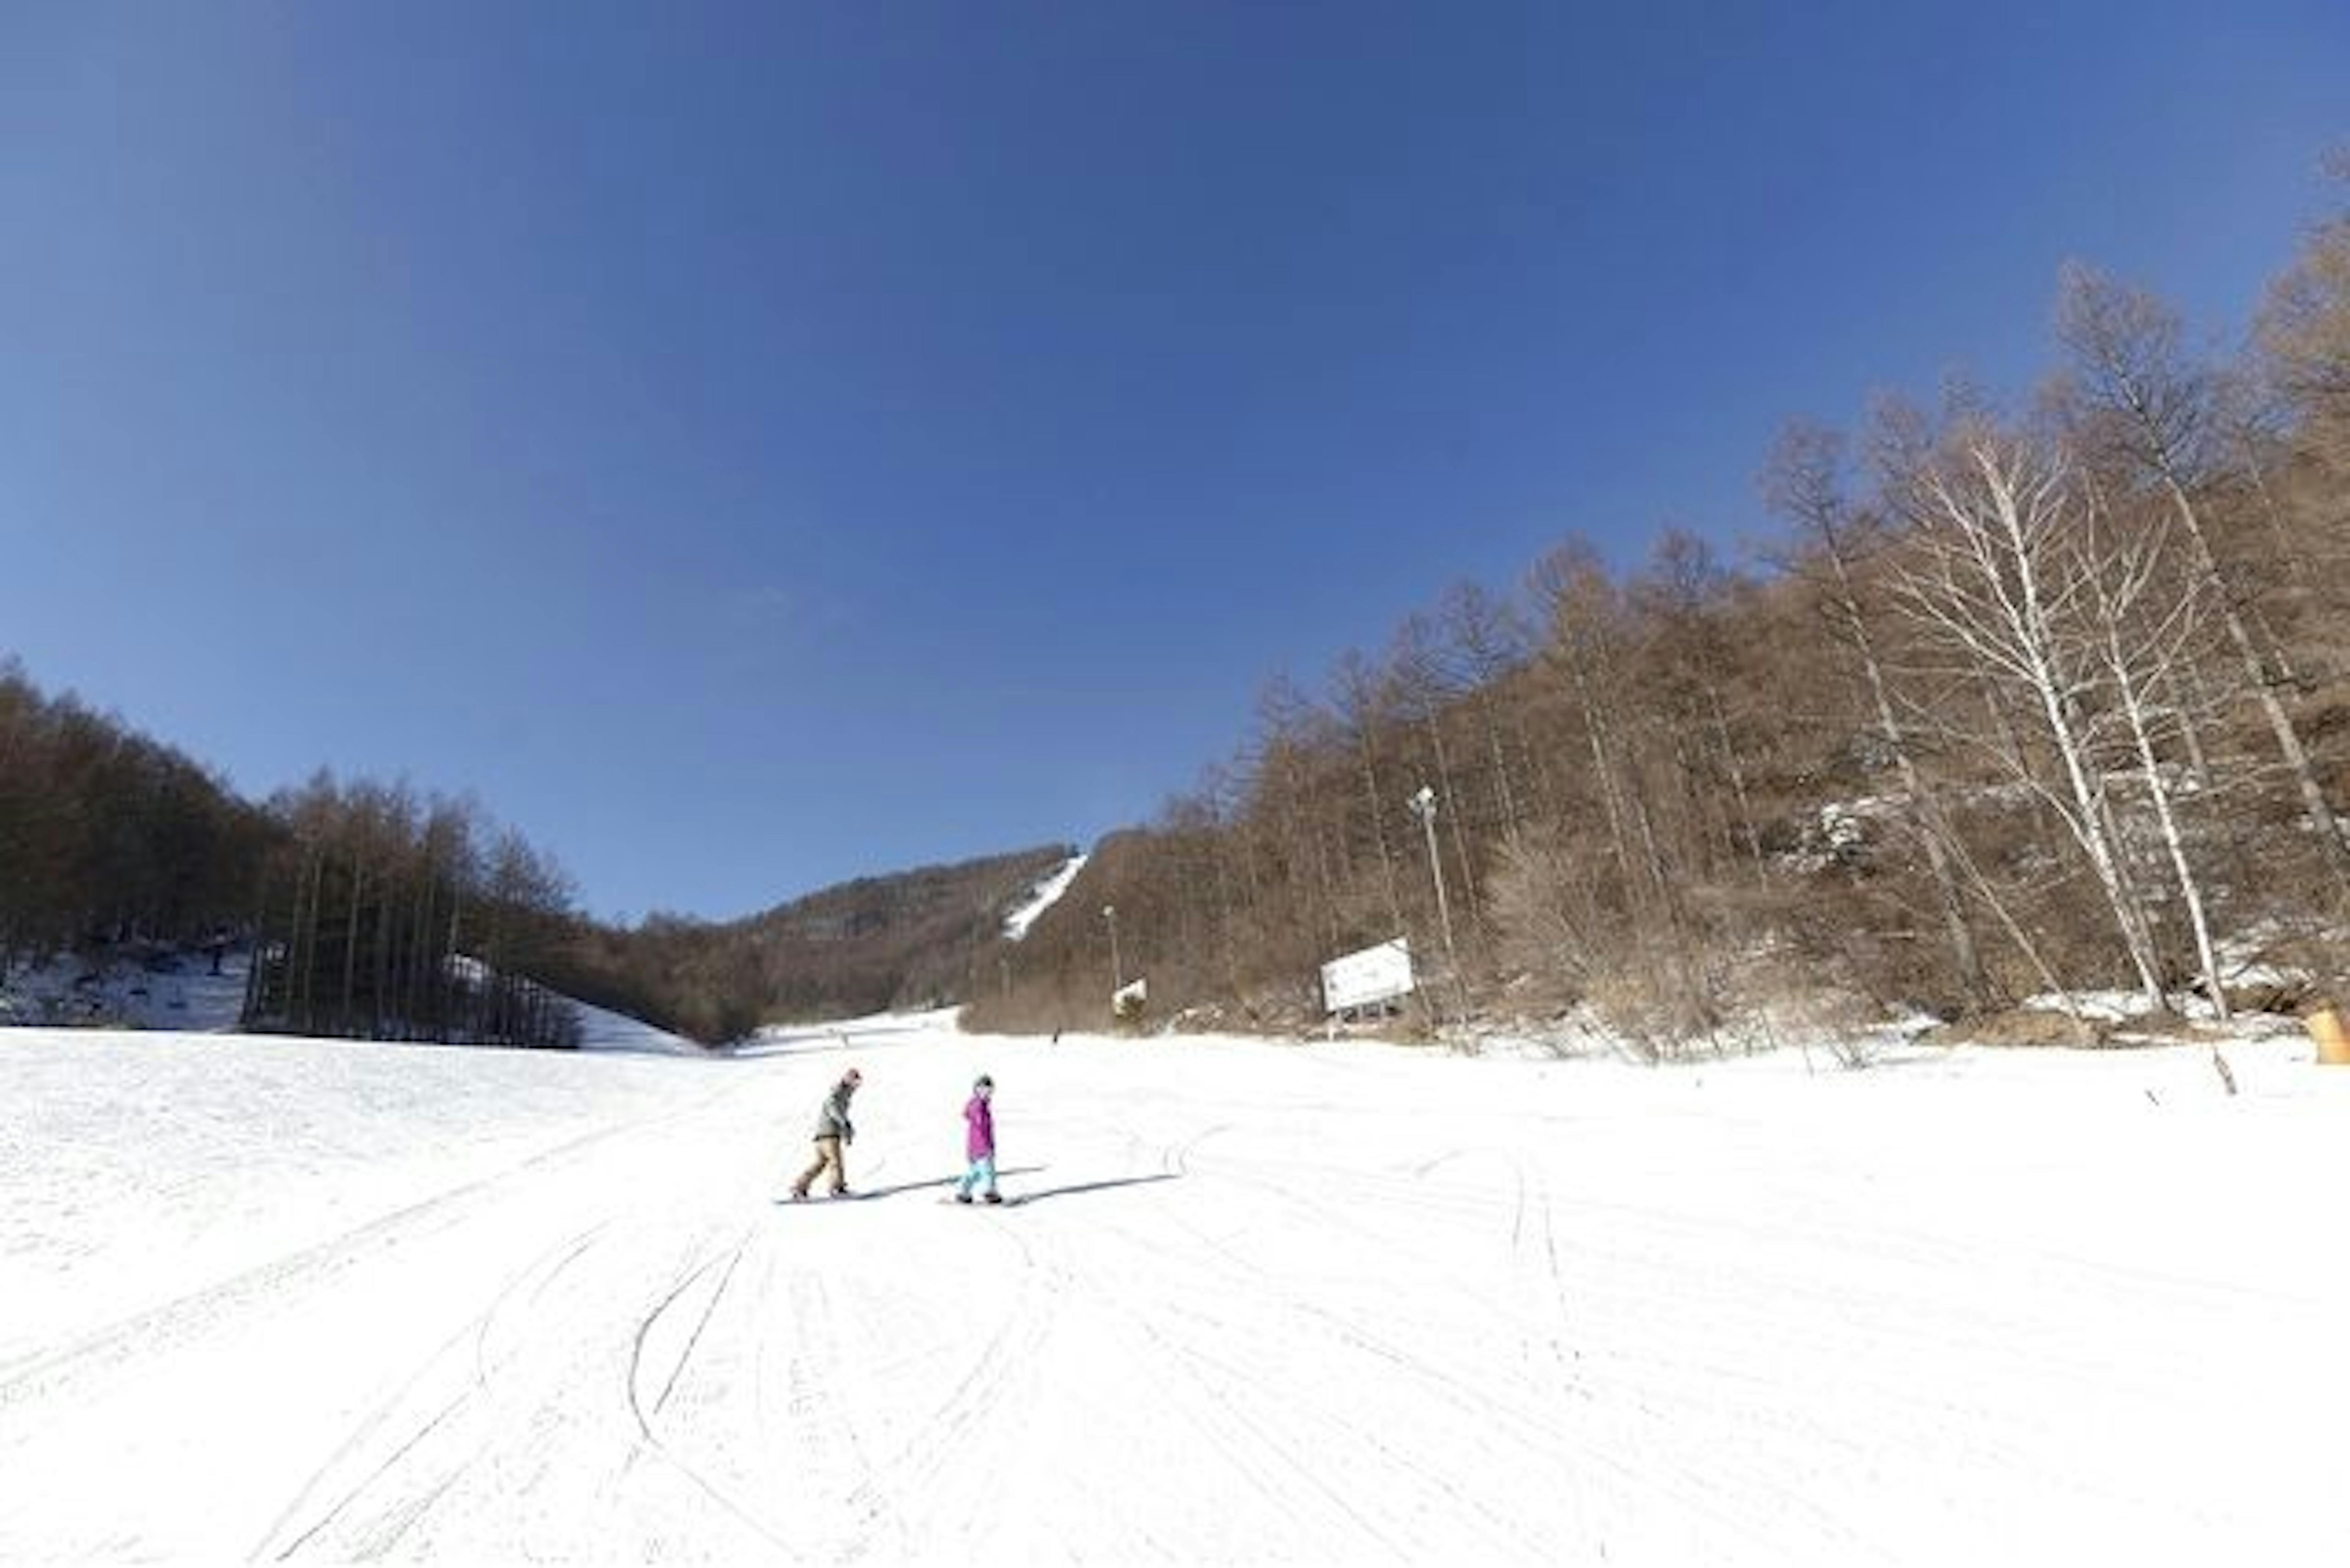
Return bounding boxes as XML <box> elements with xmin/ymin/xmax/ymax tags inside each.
<box><xmin>773</xmin><ymin>1168</ymin><xmax>1181</xmax><ymax>1207</ymax></box>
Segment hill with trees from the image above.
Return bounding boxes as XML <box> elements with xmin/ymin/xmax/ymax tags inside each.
<box><xmin>538</xmin><ymin>845</ymin><xmax>1078</xmax><ymax>1044</ymax></box>
<box><xmin>967</xmin><ymin>178</ymin><xmax>2350</xmax><ymax>1050</ymax></box>
<box><xmin>0</xmin><ymin>663</ymin><xmax>272</xmax><ymax>984</ymax></box>
<box><xmin>1</xmin><ymin>661</ymin><xmax>1075</xmax><ymax>1046</ymax></box>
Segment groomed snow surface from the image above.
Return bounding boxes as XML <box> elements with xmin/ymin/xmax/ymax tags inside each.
<box><xmin>4</xmin><ymin>1016</ymin><xmax>2347</xmax><ymax>1564</ymax></box>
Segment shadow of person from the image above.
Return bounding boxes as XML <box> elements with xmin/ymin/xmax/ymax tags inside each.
<box><xmin>1006</xmin><ymin>1172</ymin><xmax>1181</xmax><ymax>1206</ymax></box>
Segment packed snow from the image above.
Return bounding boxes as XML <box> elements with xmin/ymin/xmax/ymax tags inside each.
<box><xmin>3</xmin><ymin>1011</ymin><xmax>2347</xmax><ymax>1563</ymax></box>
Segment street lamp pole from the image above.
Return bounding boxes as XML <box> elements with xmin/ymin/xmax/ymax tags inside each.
<box><xmin>1103</xmin><ymin>904</ymin><xmax>1123</xmax><ymax>992</ymax></box>
<box><xmin>1409</xmin><ymin>785</ymin><xmax>1463</xmax><ymax>1025</ymax></box>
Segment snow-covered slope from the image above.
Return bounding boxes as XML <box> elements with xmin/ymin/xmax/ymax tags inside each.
<box><xmin>4</xmin><ymin>1016</ymin><xmax>2346</xmax><ymax>1562</ymax></box>
<box><xmin>570</xmin><ymin>997</ymin><xmax>702</xmax><ymax>1055</ymax></box>
<box><xmin>1001</xmin><ymin>852</ymin><xmax>1084</xmax><ymax>940</ymax></box>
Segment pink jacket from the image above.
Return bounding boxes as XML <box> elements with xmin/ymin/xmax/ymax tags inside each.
<box><xmin>964</xmin><ymin>1093</ymin><xmax>995</xmax><ymax>1160</ymax></box>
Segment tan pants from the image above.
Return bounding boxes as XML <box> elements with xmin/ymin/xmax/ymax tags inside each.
<box><xmin>792</xmin><ymin>1135</ymin><xmax>848</xmax><ymax>1197</ymax></box>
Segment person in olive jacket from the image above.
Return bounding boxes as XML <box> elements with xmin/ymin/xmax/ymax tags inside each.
<box><xmin>788</xmin><ymin>1066</ymin><xmax>861</xmax><ymax>1199</ymax></box>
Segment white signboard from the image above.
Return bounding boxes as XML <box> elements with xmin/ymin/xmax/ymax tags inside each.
<box><xmin>1321</xmin><ymin>937</ymin><xmax>1414</xmax><ymax>1013</ymax></box>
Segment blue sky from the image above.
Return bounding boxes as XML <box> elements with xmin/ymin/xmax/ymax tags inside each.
<box><xmin>4</xmin><ymin>2</ymin><xmax>2343</xmax><ymax>922</ymax></box>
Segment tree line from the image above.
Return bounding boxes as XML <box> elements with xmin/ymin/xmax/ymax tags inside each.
<box><xmin>0</xmin><ymin>671</ymin><xmax>606</xmax><ymax>1045</ymax></box>
<box><xmin>0</xmin><ymin>692</ymin><xmax>596</xmax><ymax>1047</ymax></box>
<box><xmin>538</xmin><ymin>845</ymin><xmax>1076</xmax><ymax>1044</ymax></box>
<box><xmin>967</xmin><ymin>171</ymin><xmax>2350</xmax><ymax>1050</ymax></box>
<box><xmin>241</xmin><ymin>774</ymin><xmax>584</xmax><ymax>1048</ymax></box>
<box><xmin>0</xmin><ymin>662</ymin><xmax>270</xmax><ymax>978</ymax></box>
<box><xmin>0</xmin><ymin>682</ymin><xmax>1071</xmax><ymax>1048</ymax></box>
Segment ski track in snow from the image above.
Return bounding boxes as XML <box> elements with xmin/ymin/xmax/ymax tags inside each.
<box><xmin>2</xmin><ymin>1022</ymin><xmax>2347</xmax><ymax>1563</ymax></box>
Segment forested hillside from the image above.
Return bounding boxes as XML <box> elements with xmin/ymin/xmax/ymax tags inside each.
<box><xmin>540</xmin><ymin>846</ymin><xmax>1078</xmax><ymax>1044</ymax></box>
<box><xmin>1</xmin><ymin>663</ymin><xmax>1074</xmax><ymax>1046</ymax></box>
<box><xmin>0</xmin><ymin>664</ymin><xmax>270</xmax><ymax>971</ymax></box>
<box><xmin>968</xmin><ymin>188</ymin><xmax>2350</xmax><ymax>1049</ymax></box>
<box><xmin>0</xmin><ymin>706</ymin><xmax>607</xmax><ymax>1048</ymax></box>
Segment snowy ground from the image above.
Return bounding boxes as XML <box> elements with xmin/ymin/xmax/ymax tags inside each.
<box><xmin>4</xmin><ymin>1014</ymin><xmax>2347</xmax><ymax>1564</ymax></box>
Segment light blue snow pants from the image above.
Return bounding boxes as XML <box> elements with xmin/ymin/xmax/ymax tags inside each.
<box><xmin>957</xmin><ymin>1154</ymin><xmax>997</xmax><ymax>1198</ymax></box>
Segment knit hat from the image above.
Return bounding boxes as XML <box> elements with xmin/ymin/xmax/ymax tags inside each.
<box><xmin>974</xmin><ymin>1074</ymin><xmax>993</xmax><ymax>1089</ymax></box>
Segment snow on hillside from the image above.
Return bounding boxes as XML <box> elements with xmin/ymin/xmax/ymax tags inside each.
<box><xmin>741</xmin><ymin>1007</ymin><xmax>966</xmax><ymax>1056</ymax></box>
<box><xmin>0</xmin><ymin>947</ymin><xmax>250</xmax><ymax>1032</ymax></box>
<box><xmin>0</xmin><ymin>944</ymin><xmax>701</xmax><ymax>1055</ymax></box>
<box><xmin>1001</xmin><ymin>851</ymin><xmax>1085</xmax><ymax>940</ymax></box>
<box><xmin>4</xmin><ymin>1012</ymin><xmax>2347</xmax><ymax>1563</ymax></box>
<box><xmin>571</xmin><ymin>998</ymin><xmax>703</xmax><ymax>1055</ymax></box>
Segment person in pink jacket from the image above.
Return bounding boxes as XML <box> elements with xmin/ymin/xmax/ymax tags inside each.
<box><xmin>954</xmin><ymin>1074</ymin><xmax>1000</xmax><ymax>1204</ymax></box>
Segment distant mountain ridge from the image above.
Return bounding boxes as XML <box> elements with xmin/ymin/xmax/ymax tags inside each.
<box><xmin>738</xmin><ymin>844</ymin><xmax>1080</xmax><ymax>972</ymax></box>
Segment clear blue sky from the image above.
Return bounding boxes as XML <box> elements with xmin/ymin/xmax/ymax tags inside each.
<box><xmin>5</xmin><ymin>3</ymin><xmax>2343</xmax><ymax>922</ymax></box>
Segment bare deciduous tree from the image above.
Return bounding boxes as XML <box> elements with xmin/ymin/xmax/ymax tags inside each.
<box><xmin>2057</xmin><ymin>262</ymin><xmax>2350</xmax><ymax>901</ymax></box>
<box><xmin>1328</xmin><ymin>650</ymin><xmax>1407</xmax><ymax>936</ymax></box>
<box><xmin>1765</xmin><ymin>422</ymin><xmax>1993</xmax><ymax>1008</ymax></box>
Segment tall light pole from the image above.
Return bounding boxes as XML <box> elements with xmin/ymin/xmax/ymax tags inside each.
<box><xmin>1408</xmin><ymin>785</ymin><xmax>1463</xmax><ymax>1025</ymax></box>
<box><xmin>1102</xmin><ymin>904</ymin><xmax>1123</xmax><ymax>993</ymax></box>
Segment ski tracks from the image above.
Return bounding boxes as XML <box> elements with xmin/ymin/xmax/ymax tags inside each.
<box><xmin>257</xmin><ymin>1219</ymin><xmax>621</xmax><ymax>1559</ymax></box>
<box><xmin>578</xmin><ymin>1190</ymin><xmax>1068</xmax><ymax>1563</ymax></box>
<box><xmin>837</xmin><ymin>1211</ymin><xmax>1064</xmax><ymax>1559</ymax></box>
<box><xmin>1028</xmin><ymin>1124</ymin><xmax>1592</xmax><ymax>1560</ymax></box>
<box><xmin>1152</xmin><ymin>1122</ymin><xmax>1877</xmax><ymax>1561</ymax></box>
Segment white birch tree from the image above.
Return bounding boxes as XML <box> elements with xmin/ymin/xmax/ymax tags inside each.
<box><xmin>2074</xmin><ymin>479</ymin><xmax>2230</xmax><ymax>1017</ymax></box>
<box><xmin>1887</xmin><ymin>432</ymin><xmax>2169</xmax><ymax>1010</ymax></box>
